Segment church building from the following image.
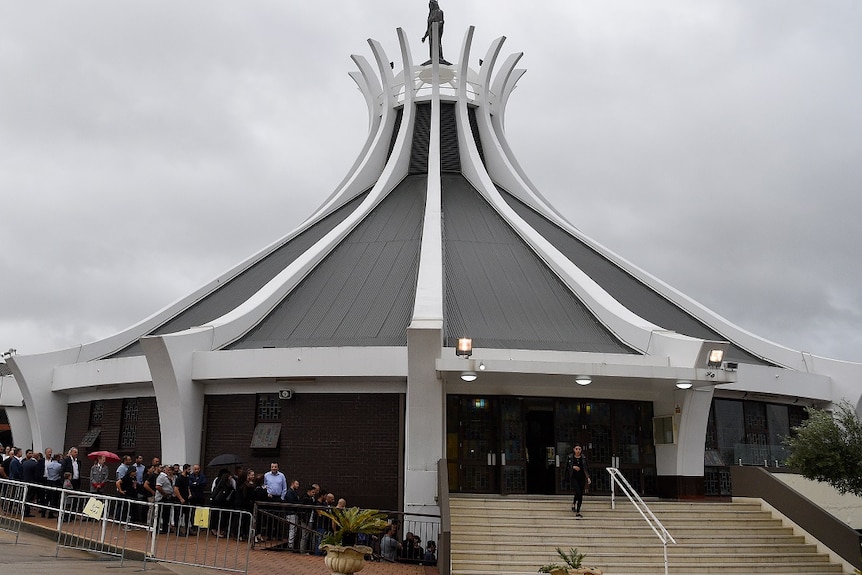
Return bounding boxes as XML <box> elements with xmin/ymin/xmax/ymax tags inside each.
<box><xmin>3</xmin><ymin>18</ymin><xmax>860</xmax><ymax>515</ymax></box>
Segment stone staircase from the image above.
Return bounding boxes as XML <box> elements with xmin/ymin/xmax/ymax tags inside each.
<box><xmin>449</xmin><ymin>495</ymin><xmax>851</xmax><ymax>575</ymax></box>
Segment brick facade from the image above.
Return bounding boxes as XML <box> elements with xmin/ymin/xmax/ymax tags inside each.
<box><xmin>205</xmin><ymin>393</ymin><xmax>403</xmax><ymax>511</ymax></box>
<box><xmin>64</xmin><ymin>397</ymin><xmax>162</xmax><ymax>479</ymax></box>
<box><xmin>63</xmin><ymin>393</ymin><xmax>403</xmax><ymax>511</ymax></box>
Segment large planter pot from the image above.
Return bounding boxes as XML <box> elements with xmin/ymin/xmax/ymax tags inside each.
<box><xmin>321</xmin><ymin>544</ymin><xmax>372</xmax><ymax>575</ymax></box>
<box><xmin>548</xmin><ymin>569</ymin><xmax>603</xmax><ymax>575</ymax></box>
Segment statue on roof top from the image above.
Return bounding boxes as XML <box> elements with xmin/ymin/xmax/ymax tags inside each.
<box><xmin>421</xmin><ymin>0</ymin><xmax>450</xmax><ymax>65</ymax></box>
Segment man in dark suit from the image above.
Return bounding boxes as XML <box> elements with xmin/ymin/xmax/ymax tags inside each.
<box><xmin>21</xmin><ymin>450</ymin><xmax>38</xmax><ymax>516</ymax></box>
<box><xmin>36</xmin><ymin>447</ymin><xmax>52</xmax><ymax>516</ymax></box>
<box><xmin>9</xmin><ymin>447</ymin><xmax>24</xmax><ymax>480</ymax></box>
<box><xmin>22</xmin><ymin>450</ymin><xmax>38</xmax><ymax>483</ymax></box>
<box><xmin>59</xmin><ymin>447</ymin><xmax>83</xmax><ymax>519</ymax></box>
<box><xmin>60</xmin><ymin>447</ymin><xmax>81</xmax><ymax>490</ymax></box>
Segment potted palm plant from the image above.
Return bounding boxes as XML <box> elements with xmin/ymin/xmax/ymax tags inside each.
<box><xmin>538</xmin><ymin>547</ymin><xmax>603</xmax><ymax>575</ymax></box>
<box><xmin>318</xmin><ymin>507</ymin><xmax>389</xmax><ymax>575</ymax></box>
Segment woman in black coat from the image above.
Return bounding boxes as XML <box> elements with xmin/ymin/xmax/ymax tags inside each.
<box><xmin>564</xmin><ymin>444</ymin><xmax>591</xmax><ymax>518</ymax></box>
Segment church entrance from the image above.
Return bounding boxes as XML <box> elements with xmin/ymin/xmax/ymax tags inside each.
<box><xmin>446</xmin><ymin>395</ymin><xmax>658</xmax><ymax>496</ymax></box>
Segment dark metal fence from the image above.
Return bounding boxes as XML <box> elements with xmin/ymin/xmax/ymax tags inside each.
<box><xmin>252</xmin><ymin>500</ymin><xmax>441</xmax><ymax>565</ymax></box>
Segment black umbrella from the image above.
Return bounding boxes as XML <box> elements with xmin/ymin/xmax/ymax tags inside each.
<box><xmin>208</xmin><ymin>453</ymin><xmax>243</xmax><ymax>467</ymax></box>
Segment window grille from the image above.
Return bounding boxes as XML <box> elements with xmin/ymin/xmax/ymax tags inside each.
<box><xmin>90</xmin><ymin>400</ymin><xmax>104</xmax><ymax>426</ymax></box>
<box><xmin>257</xmin><ymin>394</ymin><xmax>281</xmax><ymax>422</ymax></box>
<box><xmin>120</xmin><ymin>399</ymin><xmax>138</xmax><ymax>450</ymax></box>
<box><xmin>120</xmin><ymin>425</ymin><xmax>137</xmax><ymax>450</ymax></box>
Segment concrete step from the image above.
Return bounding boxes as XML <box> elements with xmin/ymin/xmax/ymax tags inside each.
<box><xmin>448</xmin><ymin>496</ymin><xmax>850</xmax><ymax>575</ymax></box>
<box><xmin>449</xmin><ymin>498</ymin><xmax>762</xmax><ymax>511</ymax></box>
<box><xmin>452</xmin><ymin>533</ymin><xmax>807</xmax><ymax>545</ymax></box>
<box><xmin>451</xmin><ymin>560</ymin><xmax>845</xmax><ymax>575</ymax></box>
<box><xmin>451</xmin><ymin>516</ymin><xmax>785</xmax><ymax>529</ymax></box>
<box><xmin>454</xmin><ymin>548</ymin><xmax>832</xmax><ymax>564</ymax></box>
<box><xmin>451</xmin><ymin>542</ymin><xmax>820</xmax><ymax>557</ymax></box>
<box><xmin>450</xmin><ymin>502</ymin><xmax>765</xmax><ymax>515</ymax></box>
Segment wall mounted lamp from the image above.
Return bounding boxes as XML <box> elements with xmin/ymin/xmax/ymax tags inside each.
<box><xmin>575</xmin><ymin>375</ymin><xmax>592</xmax><ymax>386</ymax></box>
<box><xmin>696</xmin><ymin>341</ymin><xmax>730</xmax><ymax>369</ymax></box>
<box><xmin>707</xmin><ymin>349</ymin><xmax>725</xmax><ymax>368</ymax></box>
<box><xmin>675</xmin><ymin>380</ymin><xmax>693</xmax><ymax>390</ymax></box>
<box><xmin>456</xmin><ymin>338</ymin><xmax>472</xmax><ymax>357</ymax></box>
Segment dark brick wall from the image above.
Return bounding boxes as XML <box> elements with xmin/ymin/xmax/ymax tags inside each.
<box><xmin>61</xmin><ymin>393</ymin><xmax>402</xmax><ymax>511</ymax></box>
<box><xmin>64</xmin><ymin>397</ymin><xmax>162</xmax><ymax>479</ymax></box>
<box><xmin>204</xmin><ymin>393</ymin><xmax>403</xmax><ymax>511</ymax></box>
<box><xmin>133</xmin><ymin>397</ymin><xmax>163</xmax><ymax>460</ymax></box>
<box><xmin>65</xmin><ymin>402</ymin><xmax>90</xmax><ymax>454</ymax></box>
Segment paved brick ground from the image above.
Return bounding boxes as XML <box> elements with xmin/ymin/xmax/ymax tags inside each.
<box><xmin>20</xmin><ymin>514</ymin><xmax>439</xmax><ymax>575</ymax></box>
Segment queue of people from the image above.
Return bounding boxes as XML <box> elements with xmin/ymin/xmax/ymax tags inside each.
<box><xmin>0</xmin><ymin>445</ymin><xmax>80</xmax><ymax>518</ymax></box>
<box><xmin>111</xmin><ymin>457</ymin><xmax>347</xmax><ymax>549</ymax></box>
<box><xmin>379</xmin><ymin>521</ymin><xmax>437</xmax><ymax>565</ymax></box>
<box><xmin>1</xmin><ymin>447</ymin><xmax>437</xmax><ymax>565</ymax></box>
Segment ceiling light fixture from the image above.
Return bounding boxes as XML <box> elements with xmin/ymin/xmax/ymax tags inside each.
<box><xmin>575</xmin><ymin>375</ymin><xmax>592</xmax><ymax>386</ymax></box>
<box><xmin>460</xmin><ymin>370</ymin><xmax>478</xmax><ymax>382</ymax></box>
<box><xmin>675</xmin><ymin>380</ymin><xmax>693</xmax><ymax>390</ymax></box>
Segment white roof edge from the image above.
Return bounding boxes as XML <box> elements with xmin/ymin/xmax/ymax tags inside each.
<box><xmin>456</xmin><ymin>35</ymin><xmax>708</xmax><ymax>367</ymax></box>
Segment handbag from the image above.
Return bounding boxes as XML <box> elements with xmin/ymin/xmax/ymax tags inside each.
<box><xmin>212</xmin><ymin>479</ymin><xmax>235</xmax><ymax>504</ymax></box>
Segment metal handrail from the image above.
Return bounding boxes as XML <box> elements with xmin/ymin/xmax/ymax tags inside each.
<box><xmin>607</xmin><ymin>467</ymin><xmax>676</xmax><ymax>575</ymax></box>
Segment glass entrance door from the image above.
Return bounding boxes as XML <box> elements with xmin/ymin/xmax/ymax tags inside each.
<box><xmin>555</xmin><ymin>400</ymin><xmax>611</xmax><ymax>493</ymax></box>
<box><xmin>525</xmin><ymin>403</ymin><xmax>557</xmax><ymax>494</ymax></box>
<box><xmin>500</xmin><ymin>398</ymin><xmax>527</xmax><ymax>494</ymax></box>
<box><xmin>448</xmin><ymin>397</ymin><xmax>499</xmax><ymax>493</ymax></box>
<box><xmin>447</xmin><ymin>395</ymin><xmax>657</xmax><ymax>496</ymax></box>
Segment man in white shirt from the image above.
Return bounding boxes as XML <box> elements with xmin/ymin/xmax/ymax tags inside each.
<box><xmin>116</xmin><ymin>455</ymin><xmax>131</xmax><ymax>481</ymax></box>
<box><xmin>262</xmin><ymin>462</ymin><xmax>287</xmax><ymax>501</ymax></box>
<box><xmin>155</xmin><ymin>465</ymin><xmax>175</xmax><ymax>534</ymax></box>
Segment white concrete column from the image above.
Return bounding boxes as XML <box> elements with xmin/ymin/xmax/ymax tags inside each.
<box><xmin>655</xmin><ymin>388</ymin><xmax>713</xmax><ymax>477</ymax></box>
<box><xmin>140</xmin><ymin>328</ymin><xmax>212</xmax><ymax>466</ymax></box>
<box><xmin>405</xmin><ymin>325</ymin><xmax>444</xmax><ymax>514</ymax></box>
<box><xmin>5</xmin><ymin>406</ymin><xmax>32</xmax><ymax>450</ymax></box>
<box><xmin>404</xmin><ymin>22</ymin><xmax>445</xmax><ymax>515</ymax></box>
<box><xmin>7</xmin><ymin>348</ymin><xmax>79</xmax><ymax>452</ymax></box>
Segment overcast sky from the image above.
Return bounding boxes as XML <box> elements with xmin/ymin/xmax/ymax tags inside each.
<box><xmin>1</xmin><ymin>1</ymin><xmax>860</xmax><ymax>364</ymax></box>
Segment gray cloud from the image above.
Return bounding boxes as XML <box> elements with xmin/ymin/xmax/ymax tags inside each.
<box><xmin>1</xmin><ymin>1</ymin><xmax>860</xmax><ymax>362</ymax></box>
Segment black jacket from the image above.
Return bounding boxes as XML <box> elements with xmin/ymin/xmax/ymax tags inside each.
<box><xmin>564</xmin><ymin>453</ymin><xmax>590</xmax><ymax>484</ymax></box>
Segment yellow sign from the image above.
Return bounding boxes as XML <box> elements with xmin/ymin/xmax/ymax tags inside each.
<box><xmin>193</xmin><ymin>507</ymin><xmax>210</xmax><ymax>527</ymax></box>
<box><xmin>83</xmin><ymin>497</ymin><xmax>105</xmax><ymax>520</ymax></box>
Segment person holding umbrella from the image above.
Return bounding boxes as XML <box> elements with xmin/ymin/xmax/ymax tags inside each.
<box><xmin>209</xmin><ymin>468</ymin><xmax>236</xmax><ymax>538</ymax></box>
<box><xmin>208</xmin><ymin>453</ymin><xmax>243</xmax><ymax>468</ymax></box>
<box><xmin>89</xmin><ymin>455</ymin><xmax>109</xmax><ymax>494</ymax></box>
<box><xmin>87</xmin><ymin>450</ymin><xmax>119</xmax><ymax>494</ymax></box>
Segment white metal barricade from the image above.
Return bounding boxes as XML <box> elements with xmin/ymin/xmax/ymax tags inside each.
<box><xmin>0</xmin><ymin>478</ymin><xmax>252</xmax><ymax>574</ymax></box>
<box><xmin>145</xmin><ymin>500</ymin><xmax>253</xmax><ymax>574</ymax></box>
<box><xmin>0</xmin><ymin>478</ymin><xmax>28</xmax><ymax>544</ymax></box>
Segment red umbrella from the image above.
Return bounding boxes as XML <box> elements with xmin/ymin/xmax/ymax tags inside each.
<box><xmin>87</xmin><ymin>450</ymin><xmax>120</xmax><ymax>463</ymax></box>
